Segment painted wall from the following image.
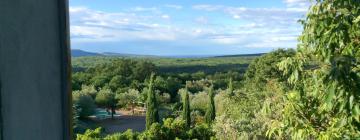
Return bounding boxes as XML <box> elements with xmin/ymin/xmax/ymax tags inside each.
<box><xmin>0</xmin><ymin>0</ymin><xmax>71</xmax><ymax>139</ymax></box>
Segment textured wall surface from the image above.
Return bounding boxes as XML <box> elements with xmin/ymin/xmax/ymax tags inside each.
<box><xmin>0</xmin><ymin>0</ymin><xmax>71</xmax><ymax>139</ymax></box>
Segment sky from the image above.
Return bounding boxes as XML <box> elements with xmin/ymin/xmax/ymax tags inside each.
<box><xmin>69</xmin><ymin>0</ymin><xmax>311</xmax><ymax>56</ymax></box>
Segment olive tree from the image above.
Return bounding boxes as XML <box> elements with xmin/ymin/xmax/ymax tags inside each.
<box><xmin>95</xmin><ymin>88</ymin><xmax>117</xmax><ymax>119</ymax></box>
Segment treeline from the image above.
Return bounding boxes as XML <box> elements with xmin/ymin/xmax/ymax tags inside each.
<box><xmin>157</xmin><ymin>64</ymin><xmax>248</xmax><ymax>74</ymax></box>
<box><xmin>72</xmin><ymin>59</ymin><xmax>156</xmax><ymax>91</ymax></box>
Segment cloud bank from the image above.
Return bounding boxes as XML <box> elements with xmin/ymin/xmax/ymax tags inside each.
<box><xmin>70</xmin><ymin>1</ymin><xmax>311</xmax><ymax>55</ymax></box>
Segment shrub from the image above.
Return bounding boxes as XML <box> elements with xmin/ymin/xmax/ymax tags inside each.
<box><xmin>73</xmin><ymin>92</ymin><xmax>96</xmax><ymax>118</ymax></box>
<box><xmin>116</xmin><ymin>89</ymin><xmax>140</xmax><ymax>109</ymax></box>
<box><xmin>95</xmin><ymin>88</ymin><xmax>117</xmax><ymax>118</ymax></box>
<box><xmin>103</xmin><ymin>129</ymin><xmax>139</xmax><ymax>140</ymax></box>
<box><xmin>190</xmin><ymin>91</ymin><xmax>208</xmax><ymax>113</ymax></box>
<box><xmin>139</xmin><ymin>123</ymin><xmax>167</xmax><ymax>140</ymax></box>
<box><xmin>188</xmin><ymin>123</ymin><xmax>215</xmax><ymax>140</ymax></box>
<box><xmin>163</xmin><ymin>118</ymin><xmax>188</xmax><ymax>139</ymax></box>
<box><xmin>76</xmin><ymin>127</ymin><xmax>103</xmax><ymax>140</ymax></box>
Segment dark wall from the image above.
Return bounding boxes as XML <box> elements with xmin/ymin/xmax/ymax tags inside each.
<box><xmin>0</xmin><ymin>0</ymin><xmax>71</xmax><ymax>139</ymax></box>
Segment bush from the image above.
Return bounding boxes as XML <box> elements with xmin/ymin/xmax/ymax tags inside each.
<box><xmin>78</xmin><ymin>85</ymin><xmax>98</xmax><ymax>99</ymax></box>
<box><xmin>95</xmin><ymin>88</ymin><xmax>117</xmax><ymax>118</ymax></box>
<box><xmin>76</xmin><ymin>118</ymin><xmax>215</xmax><ymax>140</ymax></box>
<box><xmin>191</xmin><ymin>110</ymin><xmax>205</xmax><ymax>125</ymax></box>
<box><xmin>103</xmin><ymin>129</ymin><xmax>139</xmax><ymax>140</ymax></box>
<box><xmin>163</xmin><ymin>118</ymin><xmax>188</xmax><ymax>139</ymax></box>
<box><xmin>76</xmin><ymin>127</ymin><xmax>103</xmax><ymax>140</ymax></box>
<box><xmin>116</xmin><ymin>89</ymin><xmax>140</xmax><ymax>109</ymax></box>
<box><xmin>244</xmin><ymin>49</ymin><xmax>295</xmax><ymax>91</ymax></box>
<box><xmin>73</xmin><ymin>92</ymin><xmax>96</xmax><ymax>118</ymax></box>
<box><xmin>188</xmin><ymin>123</ymin><xmax>214</xmax><ymax>140</ymax></box>
<box><xmin>139</xmin><ymin>123</ymin><xmax>167</xmax><ymax>140</ymax></box>
<box><xmin>190</xmin><ymin>91</ymin><xmax>208</xmax><ymax>113</ymax></box>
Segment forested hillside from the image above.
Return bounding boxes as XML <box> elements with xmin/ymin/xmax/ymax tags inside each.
<box><xmin>72</xmin><ymin>0</ymin><xmax>360</xmax><ymax>139</ymax></box>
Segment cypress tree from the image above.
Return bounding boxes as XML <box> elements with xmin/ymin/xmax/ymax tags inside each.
<box><xmin>182</xmin><ymin>88</ymin><xmax>191</xmax><ymax>128</ymax></box>
<box><xmin>145</xmin><ymin>73</ymin><xmax>159</xmax><ymax>130</ymax></box>
<box><xmin>205</xmin><ymin>84</ymin><xmax>215</xmax><ymax>124</ymax></box>
<box><xmin>227</xmin><ymin>78</ymin><xmax>234</xmax><ymax>96</ymax></box>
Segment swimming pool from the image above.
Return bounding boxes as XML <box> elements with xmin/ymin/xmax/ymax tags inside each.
<box><xmin>92</xmin><ymin>108</ymin><xmax>120</xmax><ymax>119</ymax></box>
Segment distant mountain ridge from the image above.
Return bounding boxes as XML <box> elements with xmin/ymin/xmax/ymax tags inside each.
<box><xmin>71</xmin><ymin>49</ymin><xmax>102</xmax><ymax>57</ymax></box>
<box><xmin>71</xmin><ymin>49</ymin><xmax>265</xmax><ymax>58</ymax></box>
<box><xmin>71</xmin><ymin>50</ymin><xmax>156</xmax><ymax>57</ymax></box>
<box><xmin>214</xmin><ymin>53</ymin><xmax>265</xmax><ymax>58</ymax></box>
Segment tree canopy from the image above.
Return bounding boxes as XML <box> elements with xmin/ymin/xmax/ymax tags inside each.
<box><xmin>268</xmin><ymin>0</ymin><xmax>360</xmax><ymax>139</ymax></box>
<box><xmin>146</xmin><ymin>74</ymin><xmax>159</xmax><ymax>129</ymax></box>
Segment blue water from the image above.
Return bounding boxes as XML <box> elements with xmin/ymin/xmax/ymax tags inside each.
<box><xmin>94</xmin><ymin>108</ymin><xmax>118</xmax><ymax>119</ymax></box>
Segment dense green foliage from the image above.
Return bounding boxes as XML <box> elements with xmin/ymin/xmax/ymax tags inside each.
<box><xmin>116</xmin><ymin>89</ymin><xmax>141</xmax><ymax>112</ymax></box>
<box><xmin>146</xmin><ymin>74</ymin><xmax>159</xmax><ymax>130</ymax></box>
<box><xmin>95</xmin><ymin>89</ymin><xmax>117</xmax><ymax>118</ymax></box>
<box><xmin>268</xmin><ymin>0</ymin><xmax>360</xmax><ymax>139</ymax></box>
<box><xmin>205</xmin><ymin>85</ymin><xmax>216</xmax><ymax>124</ymax></box>
<box><xmin>76</xmin><ymin>118</ymin><xmax>215</xmax><ymax>140</ymax></box>
<box><xmin>182</xmin><ymin>88</ymin><xmax>191</xmax><ymax>128</ymax></box>
<box><xmin>212</xmin><ymin>49</ymin><xmax>295</xmax><ymax>139</ymax></box>
<box><xmin>72</xmin><ymin>56</ymin><xmax>255</xmax><ymax>72</ymax></box>
<box><xmin>73</xmin><ymin>92</ymin><xmax>96</xmax><ymax>118</ymax></box>
<box><xmin>72</xmin><ymin>59</ymin><xmax>155</xmax><ymax>91</ymax></box>
<box><xmin>227</xmin><ymin>78</ymin><xmax>234</xmax><ymax>96</ymax></box>
<box><xmin>244</xmin><ymin>49</ymin><xmax>295</xmax><ymax>91</ymax></box>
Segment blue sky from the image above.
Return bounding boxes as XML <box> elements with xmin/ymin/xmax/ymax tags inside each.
<box><xmin>69</xmin><ymin>0</ymin><xmax>311</xmax><ymax>55</ymax></box>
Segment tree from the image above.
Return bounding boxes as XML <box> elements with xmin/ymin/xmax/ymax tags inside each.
<box><xmin>154</xmin><ymin>76</ymin><xmax>182</xmax><ymax>103</ymax></box>
<box><xmin>116</xmin><ymin>89</ymin><xmax>140</xmax><ymax>115</ymax></box>
<box><xmin>205</xmin><ymin>84</ymin><xmax>215</xmax><ymax>124</ymax></box>
<box><xmin>72</xmin><ymin>72</ymin><xmax>91</xmax><ymax>91</ymax></box>
<box><xmin>182</xmin><ymin>87</ymin><xmax>191</xmax><ymax>128</ymax></box>
<box><xmin>268</xmin><ymin>0</ymin><xmax>360</xmax><ymax>139</ymax></box>
<box><xmin>95</xmin><ymin>88</ymin><xmax>117</xmax><ymax>119</ymax></box>
<box><xmin>108</xmin><ymin>75</ymin><xmax>128</xmax><ymax>92</ymax></box>
<box><xmin>166</xmin><ymin>77</ymin><xmax>182</xmax><ymax>102</ymax></box>
<box><xmin>227</xmin><ymin>78</ymin><xmax>234</xmax><ymax>96</ymax></box>
<box><xmin>73</xmin><ymin>92</ymin><xmax>96</xmax><ymax>118</ymax></box>
<box><xmin>244</xmin><ymin>49</ymin><xmax>295</xmax><ymax>91</ymax></box>
<box><xmin>79</xmin><ymin>85</ymin><xmax>97</xmax><ymax>99</ymax></box>
<box><xmin>90</xmin><ymin>75</ymin><xmax>109</xmax><ymax>89</ymax></box>
<box><xmin>146</xmin><ymin>73</ymin><xmax>159</xmax><ymax>130</ymax></box>
<box><xmin>133</xmin><ymin>61</ymin><xmax>156</xmax><ymax>81</ymax></box>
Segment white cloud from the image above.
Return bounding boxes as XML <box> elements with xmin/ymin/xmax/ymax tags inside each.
<box><xmin>69</xmin><ymin>7</ymin><xmax>88</xmax><ymax>13</ymax></box>
<box><xmin>190</xmin><ymin>4</ymin><xmax>306</xmax><ymax>48</ymax></box>
<box><xmin>193</xmin><ymin>5</ymin><xmax>224</xmax><ymax>11</ymax></box>
<box><xmin>164</xmin><ymin>4</ymin><xmax>183</xmax><ymax>10</ymax></box>
<box><xmin>284</xmin><ymin>0</ymin><xmax>308</xmax><ymax>6</ymax></box>
<box><xmin>233</xmin><ymin>15</ymin><xmax>240</xmax><ymax>19</ymax></box>
<box><xmin>131</xmin><ymin>6</ymin><xmax>158</xmax><ymax>12</ymax></box>
<box><xmin>70</xmin><ymin>6</ymin><xmax>179</xmax><ymax>42</ymax></box>
<box><xmin>161</xmin><ymin>14</ymin><xmax>170</xmax><ymax>19</ymax></box>
<box><xmin>283</xmin><ymin>0</ymin><xmax>311</xmax><ymax>12</ymax></box>
<box><xmin>70</xmin><ymin>2</ymin><xmax>306</xmax><ymax>49</ymax></box>
<box><xmin>195</xmin><ymin>16</ymin><xmax>208</xmax><ymax>24</ymax></box>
